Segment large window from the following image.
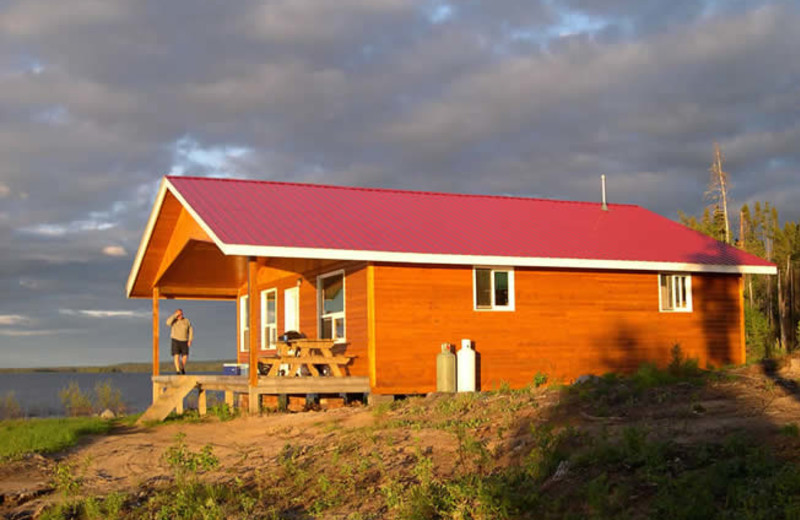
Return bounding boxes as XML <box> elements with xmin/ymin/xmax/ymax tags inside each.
<box><xmin>260</xmin><ymin>289</ymin><xmax>277</xmax><ymax>350</ymax></box>
<box><xmin>474</xmin><ymin>267</ymin><xmax>515</xmax><ymax>311</ymax></box>
<box><xmin>318</xmin><ymin>271</ymin><xmax>345</xmax><ymax>341</ymax></box>
<box><xmin>659</xmin><ymin>274</ymin><xmax>692</xmax><ymax>312</ymax></box>
<box><xmin>239</xmin><ymin>295</ymin><xmax>249</xmax><ymax>351</ymax></box>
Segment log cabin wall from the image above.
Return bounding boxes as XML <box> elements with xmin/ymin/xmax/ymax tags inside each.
<box><xmin>371</xmin><ymin>263</ymin><xmax>743</xmax><ymax>394</ymax></box>
<box><xmin>235</xmin><ymin>258</ymin><xmax>369</xmax><ymax>377</ymax></box>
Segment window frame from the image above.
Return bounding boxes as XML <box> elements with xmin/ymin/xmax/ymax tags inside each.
<box><xmin>260</xmin><ymin>288</ymin><xmax>278</xmax><ymax>351</ymax></box>
<box><xmin>239</xmin><ymin>294</ymin><xmax>249</xmax><ymax>352</ymax></box>
<box><xmin>317</xmin><ymin>269</ymin><xmax>346</xmax><ymax>342</ymax></box>
<box><xmin>658</xmin><ymin>273</ymin><xmax>693</xmax><ymax>313</ymax></box>
<box><xmin>472</xmin><ymin>266</ymin><xmax>515</xmax><ymax>312</ymax></box>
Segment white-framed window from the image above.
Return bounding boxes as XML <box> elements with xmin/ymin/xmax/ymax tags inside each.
<box><xmin>659</xmin><ymin>273</ymin><xmax>692</xmax><ymax>312</ymax></box>
<box><xmin>473</xmin><ymin>267</ymin><xmax>515</xmax><ymax>311</ymax></box>
<box><xmin>239</xmin><ymin>294</ymin><xmax>249</xmax><ymax>351</ymax></box>
<box><xmin>318</xmin><ymin>270</ymin><xmax>345</xmax><ymax>341</ymax></box>
<box><xmin>260</xmin><ymin>288</ymin><xmax>278</xmax><ymax>350</ymax></box>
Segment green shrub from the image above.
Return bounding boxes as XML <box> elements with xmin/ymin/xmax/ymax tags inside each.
<box><xmin>630</xmin><ymin>345</ymin><xmax>702</xmax><ymax>391</ymax></box>
<box><xmin>533</xmin><ymin>372</ymin><xmax>548</xmax><ymax>388</ymax></box>
<box><xmin>745</xmin><ymin>302</ymin><xmax>772</xmax><ymax>360</ymax></box>
<box><xmin>94</xmin><ymin>379</ymin><xmax>125</xmax><ymax>415</ymax></box>
<box><xmin>163</xmin><ymin>432</ymin><xmax>219</xmax><ymax>484</ymax></box>
<box><xmin>52</xmin><ymin>461</ymin><xmax>82</xmax><ymax>497</ymax></box>
<box><xmin>59</xmin><ymin>381</ymin><xmax>93</xmax><ymax>416</ymax></box>
<box><xmin>0</xmin><ymin>391</ymin><xmax>22</xmax><ymax>419</ymax></box>
<box><xmin>667</xmin><ymin>344</ymin><xmax>701</xmax><ymax>377</ymax></box>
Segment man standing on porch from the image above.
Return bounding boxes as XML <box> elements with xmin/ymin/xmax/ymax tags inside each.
<box><xmin>166</xmin><ymin>308</ymin><xmax>193</xmax><ymax>375</ymax></box>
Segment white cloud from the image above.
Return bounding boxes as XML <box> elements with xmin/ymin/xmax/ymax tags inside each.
<box><xmin>102</xmin><ymin>245</ymin><xmax>127</xmax><ymax>257</ymax></box>
<box><xmin>59</xmin><ymin>309</ymin><xmax>149</xmax><ymax>319</ymax></box>
<box><xmin>0</xmin><ymin>0</ymin><xmax>130</xmax><ymax>37</ymax></box>
<box><xmin>0</xmin><ymin>328</ymin><xmax>80</xmax><ymax>337</ymax></box>
<box><xmin>0</xmin><ymin>314</ymin><xmax>31</xmax><ymax>326</ymax></box>
<box><xmin>19</xmin><ymin>278</ymin><xmax>45</xmax><ymax>290</ymax></box>
<box><xmin>19</xmin><ymin>219</ymin><xmax>117</xmax><ymax>237</ymax></box>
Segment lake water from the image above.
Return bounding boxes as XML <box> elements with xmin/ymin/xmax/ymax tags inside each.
<box><xmin>0</xmin><ymin>372</ymin><xmax>155</xmax><ymax>417</ymax></box>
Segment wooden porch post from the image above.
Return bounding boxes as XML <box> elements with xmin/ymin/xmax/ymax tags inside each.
<box><xmin>367</xmin><ymin>263</ymin><xmax>377</xmax><ymax>390</ymax></box>
<box><xmin>248</xmin><ymin>257</ymin><xmax>260</xmax><ymax>413</ymax></box>
<box><xmin>152</xmin><ymin>287</ymin><xmax>160</xmax><ymax>404</ymax></box>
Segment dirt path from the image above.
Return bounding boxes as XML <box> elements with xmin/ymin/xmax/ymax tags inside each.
<box><xmin>1</xmin><ymin>406</ymin><xmax>380</xmax><ymax>517</ymax></box>
<box><xmin>4</xmin><ymin>363</ymin><xmax>800</xmax><ymax>518</ymax></box>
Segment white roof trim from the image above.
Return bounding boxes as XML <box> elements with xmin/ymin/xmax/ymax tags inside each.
<box><xmin>220</xmin><ymin>243</ymin><xmax>777</xmax><ymax>275</ymax></box>
<box><xmin>126</xmin><ymin>179</ymin><xmax>168</xmax><ymax>298</ymax></box>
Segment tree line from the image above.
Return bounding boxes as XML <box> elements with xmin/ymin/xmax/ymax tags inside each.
<box><xmin>677</xmin><ymin>144</ymin><xmax>799</xmax><ymax>358</ymax></box>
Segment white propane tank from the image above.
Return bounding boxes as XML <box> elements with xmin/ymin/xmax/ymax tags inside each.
<box><xmin>457</xmin><ymin>339</ymin><xmax>476</xmax><ymax>392</ymax></box>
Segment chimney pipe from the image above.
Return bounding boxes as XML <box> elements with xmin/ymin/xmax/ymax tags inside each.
<box><xmin>601</xmin><ymin>174</ymin><xmax>608</xmax><ymax>211</ymax></box>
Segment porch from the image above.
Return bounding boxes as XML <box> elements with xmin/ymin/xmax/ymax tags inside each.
<box><xmin>138</xmin><ymin>374</ymin><xmax>370</xmax><ymax>423</ymax></box>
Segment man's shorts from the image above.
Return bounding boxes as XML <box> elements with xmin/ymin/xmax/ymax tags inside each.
<box><xmin>171</xmin><ymin>339</ymin><xmax>189</xmax><ymax>356</ymax></box>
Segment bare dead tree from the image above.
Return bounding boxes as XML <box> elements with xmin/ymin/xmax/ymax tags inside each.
<box><xmin>706</xmin><ymin>142</ymin><xmax>731</xmax><ymax>244</ymax></box>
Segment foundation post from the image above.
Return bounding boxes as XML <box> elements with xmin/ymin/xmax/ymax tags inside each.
<box><xmin>198</xmin><ymin>387</ymin><xmax>207</xmax><ymax>416</ymax></box>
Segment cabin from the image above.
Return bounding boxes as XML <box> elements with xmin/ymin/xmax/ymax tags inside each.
<box><xmin>127</xmin><ymin>175</ymin><xmax>776</xmax><ymax>415</ymax></box>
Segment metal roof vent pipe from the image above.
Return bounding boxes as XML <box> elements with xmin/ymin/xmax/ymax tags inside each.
<box><xmin>601</xmin><ymin>174</ymin><xmax>609</xmax><ymax>211</ymax></box>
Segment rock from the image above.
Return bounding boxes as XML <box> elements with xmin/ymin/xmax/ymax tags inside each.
<box><xmin>99</xmin><ymin>409</ymin><xmax>116</xmax><ymax>419</ymax></box>
<box><xmin>552</xmin><ymin>460</ymin><xmax>570</xmax><ymax>481</ymax></box>
<box><xmin>574</xmin><ymin>374</ymin><xmax>599</xmax><ymax>385</ymax></box>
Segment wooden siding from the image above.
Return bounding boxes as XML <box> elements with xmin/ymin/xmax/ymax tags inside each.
<box><xmin>235</xmin><ymin>259</ymin><xmax>369</xmax><ymax>377</ymax></box>
<box><xmin>371</xmin><ymin>264</ymin><xmax>743</xmax><ymax>394</ymax></box>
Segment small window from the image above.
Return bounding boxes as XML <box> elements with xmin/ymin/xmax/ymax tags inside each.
<box><xmin>474</xmin><ymin>267</ymin><xmax>515</xmax><ymax>311</ymax></box>
<box><xmin>260</xmin><ymin>289</ymin><xmax>277</xmax><ymax>350</ymax></box>
<box><xmin>659</xmin><ymin>274</ymin><xmax>692</xmax><ymax>312</ymax></box>
<box><xmin>318</xmin><ymin>271</ymin><xmax>345</xmax><ymax>341</ymax></box>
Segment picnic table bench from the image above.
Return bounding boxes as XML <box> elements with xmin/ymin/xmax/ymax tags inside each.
<box><xmin>258</xmin><ymin>338</ymin><xmax>353</xmax><ymax>377</ymax></box>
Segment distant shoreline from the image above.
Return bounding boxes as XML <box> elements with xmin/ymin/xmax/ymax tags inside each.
<box><xmin>0</xmin><ymin>360</ymin><xmax>232</xmax><ymax>374</ymax></box>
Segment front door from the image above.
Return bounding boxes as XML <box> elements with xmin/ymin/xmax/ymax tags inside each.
<box><xmin>284</xmin><ymin>287</ymin><xmax>299</xmax><ymax>333</ymax></box>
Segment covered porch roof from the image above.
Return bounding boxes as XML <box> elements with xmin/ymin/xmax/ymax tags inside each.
<box><xmin>126</xmin><ymin>181</ymin><xmax>248</xmax><ymax>299</ymax></box>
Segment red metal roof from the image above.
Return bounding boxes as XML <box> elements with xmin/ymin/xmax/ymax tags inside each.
<box><xmin>165</xmin><ymin>175</ymin><xmax>775</xmax><ymax>271</ymax></box>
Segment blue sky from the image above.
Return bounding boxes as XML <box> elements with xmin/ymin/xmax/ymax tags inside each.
<box><xmin>0</xmin><ymin>0</ymin><xmax>798</xmax><ymax>367</ymax></box>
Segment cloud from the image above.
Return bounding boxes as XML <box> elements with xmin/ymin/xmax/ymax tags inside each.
<box><xmin>102</xmin><ymin>245</ymin><xmax>127</xmax><ymax>257</ymax></box>
<box><xmin>0</xmin><ymin>0</ymin><xmax>799</xmax><ymax>367</ymax></box>
<box><xmin>0</xmin><ymin>314</ymin><xmax>31</xmax><ymax>326</ymax></box>
<box><xmin>0</xmin><ymin>328</ymin><xmax>81</xmax><ymax>337</ymax></box>
<box><xmin>59</xmin><ymin>309</ymin><xmax>150</xmax><ymax>319</ymax></box>
<box><xmin>0</xmin><ymin>0</ymin><xmax>130</xmax><ymax>37</ymax></box>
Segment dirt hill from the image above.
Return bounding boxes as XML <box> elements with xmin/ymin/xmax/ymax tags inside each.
<box><xmin>4</xmin><ymin>359</ymin><xmax>800</xmax><ymax>519</ymax></box>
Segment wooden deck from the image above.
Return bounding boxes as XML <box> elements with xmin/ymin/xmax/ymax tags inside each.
<box><xmin>153</xmin><ymin>374</ymin><xmax>370</xmax><ymax>393</ymax></box>
<box><xmin>140</xmin><ymin>374</ymin><xmax>370</xmax><ymax>423</ymax></box>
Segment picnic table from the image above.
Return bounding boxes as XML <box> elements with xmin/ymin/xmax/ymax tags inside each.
<box><xmin>258</xmin><ymin>338</ymin><xmax>352</xmax><ymax>377</ymax></box>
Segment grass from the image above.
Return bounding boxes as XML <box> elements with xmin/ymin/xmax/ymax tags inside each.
<box><xmin>0</xmin><ymin>417</ymin><xmax>112</xmax><ymax>460</ymax></box>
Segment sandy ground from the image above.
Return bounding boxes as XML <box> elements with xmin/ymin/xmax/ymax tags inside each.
<box><xmin>3</xmin><ymin>362</ymin><xmax>800</xmax><ymax>518</ymax></box>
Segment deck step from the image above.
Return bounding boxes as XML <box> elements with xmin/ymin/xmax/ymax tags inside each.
<box><xmin>137</xmin><ymin>378</ymin><xmax>198</xmax><ymax>424</ymax></box>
